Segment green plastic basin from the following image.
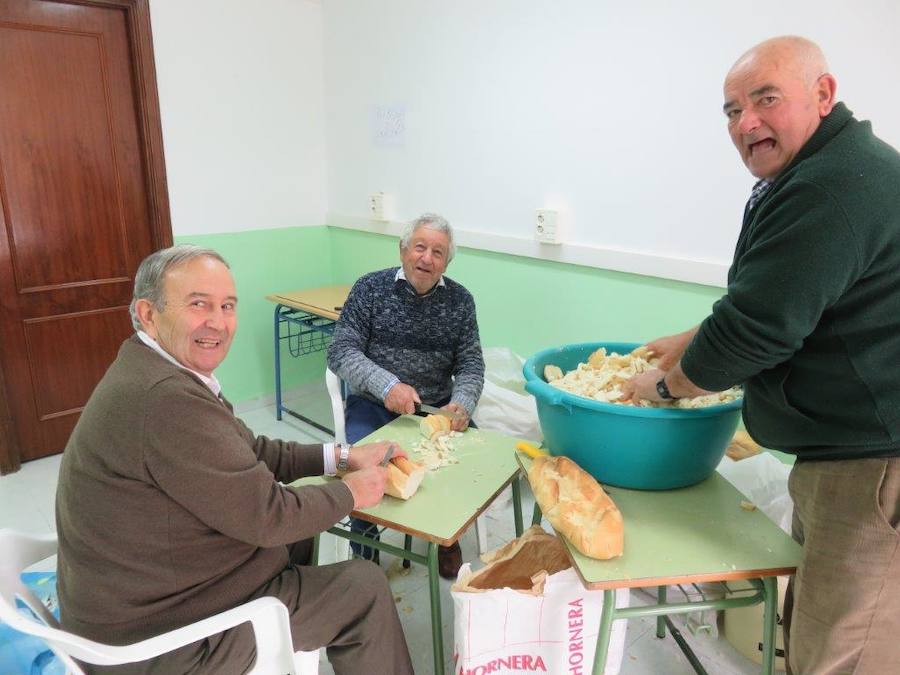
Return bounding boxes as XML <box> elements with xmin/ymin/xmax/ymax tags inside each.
<box><xmin>523</xmin><ymin>342</ymin><xmax>742</xmax><ymax>490</ymax></box>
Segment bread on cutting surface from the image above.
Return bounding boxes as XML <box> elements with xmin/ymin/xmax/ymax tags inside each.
<box><xmin>527</xmin><ymin>455</ymin><xmax>624</xmax><ymax>560</ymax></box>
<box><xmin>419</xmin><ymin>414</ymin><xmax>451</xmax><ymax>440</ymax></box>
<box><xmin>384</xmin><ymin>456</ymin><xmax>426</xmax><ymax>500</ymax></box>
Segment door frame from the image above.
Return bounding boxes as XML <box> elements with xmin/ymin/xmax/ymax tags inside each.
<box><xmin>0</xmin><ymin>0</ymin><xmax>172</xmax><ymax>474</ymax></box>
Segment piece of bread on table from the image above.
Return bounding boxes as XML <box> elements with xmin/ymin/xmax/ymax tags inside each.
<box><xmin>384</xmin><ymin>456</ymin><xmax>426</xmax><ymax>500</ymax></box>
<box><xmin>726</xmin><ymin>430</ymin><xmax>761</xmax><ymax>461</ymax></box>
<box><xmin>419</xmin><ymin>414</ymin><xmax>451</xmax><ymax>440</ymax></box>
<box><xmin>527</xmin><ymin>455</ymin><xmax>624</xmax><ymax>560</ymax></box>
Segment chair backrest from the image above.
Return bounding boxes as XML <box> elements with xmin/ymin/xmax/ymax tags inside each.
<box><xmin>0</xmin><ymin>529</ymin><xmax>87</xmax><ymax>674</ymax></box>
<box><xmin>0</xmin><ymin>529</ymin><xmax>309</xmax><ymax>674</ymax></box>
<box><xmin>325</xmin><ymin>368</ymin><xmax>347</xmax><ymax>445</ymax></box>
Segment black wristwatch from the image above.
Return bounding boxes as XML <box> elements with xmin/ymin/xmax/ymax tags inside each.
<box><xmin>656</xmin><ymin>377</ymin><xmax>675</xmax><ymax>400</ymax></box>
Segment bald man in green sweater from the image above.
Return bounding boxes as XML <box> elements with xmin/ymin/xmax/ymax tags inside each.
<box><xmin>625</xmin><ymin>37</ymin><xmax>900</xmax><ymax>674</ymax></box>
<box><xmin>55</xmin><ymin>245</ymin><xmax>414</xmax><ymax>674</ymax></box>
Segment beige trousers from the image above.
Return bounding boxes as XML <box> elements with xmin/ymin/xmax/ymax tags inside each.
<box><xmin>783</xmin><ymin>458</ymin><xmax>900</xmax><ymax>674</ymax></box>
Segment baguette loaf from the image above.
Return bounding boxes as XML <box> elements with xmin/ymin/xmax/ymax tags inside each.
<box><xmin>384</xmin><ymin>456</ymin><xmax>426</xmax><ymax>500</ymax></box>
<box><xmin>527</xmin><ymin>455</ymin><xmax>624</xmax><ymax>560</ymax></box>
<box><xmin>419</xmin><ymin>414</ymin><xmax>451</xmax><ymax>440</ymax></box>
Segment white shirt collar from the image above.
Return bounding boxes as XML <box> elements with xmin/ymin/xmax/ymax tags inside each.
<box><xmin>136</xmin><ymin>331</ymin><xmax>222</xmax><ymax>397</ymax></box>
<box><xmin>395</xmin><ymin>266</ymin><xmax>445</xmax><ymax>290</ymax></box>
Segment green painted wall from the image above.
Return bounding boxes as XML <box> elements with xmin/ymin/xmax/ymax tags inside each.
<box><xmin>327</xmin><ymin>227</ymin><xmax>725</xmax><ymax>358</ymax></box>
<box><xmin>174</xmin><ymin>227</ymin><xmax>333</xmax><ymax>401</ymax></box>
<box><xmin>171</xmin><ymin>225</ymin><xmax>726</xmax><ymax>404</ymax></box>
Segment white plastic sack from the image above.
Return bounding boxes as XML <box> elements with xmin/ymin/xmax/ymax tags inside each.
<box><xmin>472</xmin><ymin>348</ymin><xmax>542</xmax><ymax>442</ymax></box>
<box><xmin>452</xmin><ymin>565</ymin><xmax>629</xmax><ymax>675</ymax></box>
<box><xmin>716</xmin><ymin>452</ymin><xmax>794</xmax><ymax>534</ymax></box>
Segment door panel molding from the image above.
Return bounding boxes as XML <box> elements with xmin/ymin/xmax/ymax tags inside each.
<box><xmin>0</xmin><ymin>0</ymin><xmax>171</xmax><ymax>474</ymax></box>
<box><xmin>21</xmin><ymin>277</ymin><xmax>132</xmax><ymax>294</ymax></box>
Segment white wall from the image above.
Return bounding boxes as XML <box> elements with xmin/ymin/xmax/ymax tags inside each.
<box><xmin>322</xmin><ymin>1</ymin><xmax>900</xmax><ymax>285</ymax></box>
<box><xmin>150</xmin><ymin>0</ymin><xmax>328</xmax><ymax>235</ymax></box>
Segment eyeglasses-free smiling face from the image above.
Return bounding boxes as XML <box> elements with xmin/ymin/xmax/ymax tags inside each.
<box><xmin>140</xmin><ymin>256</ymin><xmax>238</xmax><ymax>376</ymax></box>
<box><xmin>723</xmin><ymin>40</ymin><xmax>836</xmax><ymax>180</ymax></box>
<box><xmin>399</xmin><ymin>226</ymin><xmax>450</xmax><ymax>295</ymax></box>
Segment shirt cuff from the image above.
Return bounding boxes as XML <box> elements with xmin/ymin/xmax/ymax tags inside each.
<box><xmin>323</xmin><ymin>442</ymin><xmax>336</xmax><ymax>476</ymax></box>
<box><xmin>381</xmin><ymin>376</ymin><xmax>400</xmax><ymax>400</ymax></box>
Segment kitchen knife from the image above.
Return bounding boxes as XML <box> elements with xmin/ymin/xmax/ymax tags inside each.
<box><xmin>379</xmin><ymin>444</ymin><xmax>395</xmax><ymax>467</ymax></box>
<box><xmin>413</xmin><ymin>402</ymin><xmax>464</xmax><ymax>420</ymax></box>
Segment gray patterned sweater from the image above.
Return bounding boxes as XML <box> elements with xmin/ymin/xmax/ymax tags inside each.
<box><xmin>327</xmin><ymin>268</ymin><xmax>485</xmax><ymax>414</ymax></box>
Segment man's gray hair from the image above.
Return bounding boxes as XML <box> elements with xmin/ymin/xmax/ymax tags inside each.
<box><xmin>399</xmin><ymin>213</ymin><xmax>456</xmax><ymax>262</ymax></box>
<box><xmin>129</xmin><ymin>244</ymin><xmax>229</xmax><ymax>330</ymax></box>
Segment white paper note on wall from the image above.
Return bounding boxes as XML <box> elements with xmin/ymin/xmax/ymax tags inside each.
<box><xmin>370</xmin><ymin>105</ymin><xmax>406</xmax><ymax>147</ymax></box>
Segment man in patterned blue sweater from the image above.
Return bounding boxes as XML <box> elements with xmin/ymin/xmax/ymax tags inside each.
<box><xmin>327</xmin><ymin>213</ymin><xmax>485</xmax><ymax>578</ymax></box>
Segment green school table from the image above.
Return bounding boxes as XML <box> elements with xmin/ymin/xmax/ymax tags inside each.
<box><xmin>292</xmin><ymin>415</ymin><xmax>526</xmax><ymax>675</ymax></box>
<box><xmin>517</xmin><ymin>453</ymin><xmax>802</xmax><ymax>675</ymax></box>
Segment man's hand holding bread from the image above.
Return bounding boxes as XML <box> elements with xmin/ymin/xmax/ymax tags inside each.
<box><xmin>340</xmin><ymin>441</ymin><xmax>408</xmax><ymax>509</ymax></box>
<box><xmin>441</xmin><ymin>401</ymin><xmax>470</xmax><ymax>432</ymax></box>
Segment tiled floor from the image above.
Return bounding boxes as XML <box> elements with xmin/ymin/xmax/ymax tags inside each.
<box><xmin>0</xmin><ymin>383</ymin><xmax>772</xmax><ymax>674</ymax></box>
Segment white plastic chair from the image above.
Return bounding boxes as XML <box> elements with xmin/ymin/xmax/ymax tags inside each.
<box><xmin>0</xmin><ymin>529</ymin><xmax>319</xmax><ymax>675</ymax></box>
<box><xmin>324</xmin><ymin>368</ymin><xmax>489</xmax><ymax>555</ymax></box>
<box><xmin>326</xmin><ymin>367</ymin><xmax>348</xmax><ymax>447</ymax></box>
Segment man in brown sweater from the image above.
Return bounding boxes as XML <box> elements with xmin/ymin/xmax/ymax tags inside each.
<box><xmin>55</xmin><ymin>245</ymin><xmax>414</xmax><ymax>674</ymax></box>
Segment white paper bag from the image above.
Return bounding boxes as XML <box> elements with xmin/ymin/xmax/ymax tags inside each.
<box><xmin>717</xmin><ymin>453</ymin><xmax>794</xmax><ymax>534</ymax></box>
<box><xmin>452</xmin><ymin>565</ymin><xmax>629</xmax><ymax>675</ymax></box>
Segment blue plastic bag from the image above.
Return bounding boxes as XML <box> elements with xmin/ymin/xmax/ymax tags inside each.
<box><xmin>0</xmin><ymin>572</ymin><xmax>65</xmax><ymax>675</ymax></box>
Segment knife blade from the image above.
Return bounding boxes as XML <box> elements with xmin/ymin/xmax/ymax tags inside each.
<box><xmin>379</xmin><ymin>444</ymin><xmax>395</xmax><ymax>467</ymax></box>
<box><xmin>414</xmin><ymin>402</ymin><xmax>464</xmax><ymax>420</ymax></box>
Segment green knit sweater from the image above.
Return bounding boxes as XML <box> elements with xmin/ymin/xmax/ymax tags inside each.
<box><xmin>682</xmin><ymin>103</ymin><xmax>900</xmax><ymax>460</ymax></box>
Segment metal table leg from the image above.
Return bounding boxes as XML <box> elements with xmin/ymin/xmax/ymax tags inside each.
<box><xmin>761</xmin><ymin>576</ymin><xmax>777</xmax><ymax>675</ymax></box>
<box><xmin>403</xmin><ymin>534</ymin><xmax>412</xmax><ymax>569</ymax></box>
<box><xmin>656</xmin><ymin>585</ymin><xmax>667</xmax><ymax>638</ymax></box>
<box><xmin>663</xmin><ymin>616</ymin><xmax>708</xmax><ymax>675</ymax></box>
<box><xmin>427</xmin><ymin>542</ymin><xmax>445</xmax><ymax>675</ymax></box>
<box><xmin>512</xmin><ymin>475</ymin><xmax>524</xmax><ymax>537</ymax></box>
<box><xmin>587</xmin><ymin>580</ymin><xmax>771</xmax><ymax>675</ymax></box>
<box><xmin>273</xmin><ymin>304</ymin><xmax>284</xmax><ymax>421</ymax></box>
<box><xmin>591</xmin><ymin>589</ymin><xmax>616</xmax><ymax>675</ymax></box>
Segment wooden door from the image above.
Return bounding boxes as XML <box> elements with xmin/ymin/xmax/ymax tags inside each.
<box><xmin>0</xmin><ymin>0</ymin><xmax>171</xmax><ymax>472</ymax></box>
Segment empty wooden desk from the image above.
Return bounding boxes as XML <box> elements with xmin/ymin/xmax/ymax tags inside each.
<box><xmin>266</xmin><ymin>285</ymin><xmax>351</xmax><ymax>433</ymax></box>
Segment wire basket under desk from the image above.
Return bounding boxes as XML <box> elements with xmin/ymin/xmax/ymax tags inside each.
<box><xmin>277</xmin><ymin>306</ymin><xmax>336</xmax><ymax>357</ymax></box>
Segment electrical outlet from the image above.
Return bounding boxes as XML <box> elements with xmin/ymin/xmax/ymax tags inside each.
<box><xmin>368</xmin><ymin>193</ymin><xmax>385</xmax><ymax>221</ymax></box>
<box><xmin>535</xmin><ymin>209</ymin><xmax>560</xmax><ymax>244</ymax></box>
<box><xmin>368</xmin><ymin>192</ymin><xmax>394</xmax><ymax>221</ymax></box>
